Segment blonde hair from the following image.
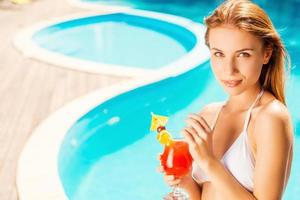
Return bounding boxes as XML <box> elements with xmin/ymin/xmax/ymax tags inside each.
<box><xmin>204</xmin><ymin>0</ymin><xmax>290</xmax><ymax>105</ymax></box>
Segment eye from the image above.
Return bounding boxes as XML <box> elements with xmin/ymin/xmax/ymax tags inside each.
<box><xmin>238</xmin><ymin>52</ymin><xmax>250</xmax><ymax>57</ymax></box>
<box><xmin>213</xmin><ymin>52</ymin><xmax>224</xmax><ymax>57</ymax></box>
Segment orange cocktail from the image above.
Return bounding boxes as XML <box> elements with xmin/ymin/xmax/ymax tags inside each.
<box><xmin>160</xmin><ymin>139</ymin><xmax>192</xmax><ymax>178</ymax></box>
<box><xmin>150</xmin><ymin>112</ymin><xmax>192</xmax><ymax>199</ymax></box>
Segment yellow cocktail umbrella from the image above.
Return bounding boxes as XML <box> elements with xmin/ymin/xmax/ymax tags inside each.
<box><xmin>150</xmin><ymin>112</ymin><xmax>168</xmax><ymax>131</ymax></box>
<box><xmin>150</xmin><ymin>112</ymin><xmax>173</xmax><ymax>146</ymax></box>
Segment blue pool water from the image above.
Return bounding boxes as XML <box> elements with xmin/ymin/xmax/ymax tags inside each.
<box><xmin>59</xmin><ymin>0</ymin><xmax>300</xmax><ymax>199</ymax></box>
<box><xmin>80</xmin><ymin>0</ymin><xmax>300</xmax><ymax>71</ymax></box>
<box><xmin>32</xmin><ymin>13</ymin><xmax>196</xmax><ymax>69</ymax></box>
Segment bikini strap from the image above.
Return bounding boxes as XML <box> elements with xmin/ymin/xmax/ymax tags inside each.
<box><xmin>242</xmin><ymin>89</ymin><xmax>264</xmax><ymax>131</ymax></box>
<box><xmin>210</xmin><ymin>102</ymin><xmax>225</xmax><ymax>131</ymax></box>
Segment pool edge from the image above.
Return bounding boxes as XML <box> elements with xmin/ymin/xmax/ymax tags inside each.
<box><xmin>16</xmin><ymin>7</ymin><xmax>210</xmax><ymax>200</ymax></box>
<box><xmin>13</xmin><ymin>9</ymin><xmax>206</xmax><ymax>77</ymax></box>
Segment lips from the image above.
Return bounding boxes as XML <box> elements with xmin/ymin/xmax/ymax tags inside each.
<box><xmin>222</xmin><ymin>79</ymin><xmax>242</xmax><ymax>87</ymax></box>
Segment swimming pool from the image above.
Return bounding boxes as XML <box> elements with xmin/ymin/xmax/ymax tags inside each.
<box><xmin>32</xmin><ymin>13</ymin><xmax>195</xmax><ymax>68</ymax></box>
<box><xmin>58</xmin><ymin>64</ymin><xmax>300</xmax><ymax>200</ymax></box>
<box><xmin>16</xmin><ymin>9</ymin><xmax>209</xmax><ymax>200</ymax></box>
<box><xmin>17</xmin><ymin>0</ymin><xmax>300</xmax><ymax>200</ymax></box>
<box><xmin>14</xmin><ymin>10</ymin><xmax>204</xmax><ymax>77</ymax></box>
<box><xmin>71</xmin><ymin>0</ymin><xmax>300</xmax><ymax>73</ymax></box>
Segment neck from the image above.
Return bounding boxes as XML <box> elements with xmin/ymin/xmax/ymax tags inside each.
<box><xmin>225</xmin><ymin>85</ymin><xmax>262</xmax><ymax>112</ymax></box>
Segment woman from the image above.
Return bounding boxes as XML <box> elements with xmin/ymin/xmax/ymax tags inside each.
<box><xmin>159</xmin><ymin>0</ymin><xmax>294</xmax><ymax>199</ymax></box>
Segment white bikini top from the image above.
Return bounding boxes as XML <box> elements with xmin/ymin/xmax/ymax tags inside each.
<box><xmin>192</xmin><ymin>89</ymin><xmax>264</xmax><ymax>192</ymax></box>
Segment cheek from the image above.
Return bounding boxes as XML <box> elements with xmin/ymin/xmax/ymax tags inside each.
<box><xmin>237</xmin><ymin>59</ymin><xmax>263</xmax><ymax>80</ymax></box>
<box><xmin>210</xmin><ymin>57</ymin><xmax>224</xmax><ymax>71</ymax></box>
<box><xmin>210</xmin><ymin>59</ymin><xmax>223</xmax><ymax>78</ymax></box>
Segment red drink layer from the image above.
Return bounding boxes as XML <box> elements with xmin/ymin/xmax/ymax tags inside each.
<box><xmin>160</xmin><ymin>140</ymin><xmax>192</xmax><ymax>178</ymax></box>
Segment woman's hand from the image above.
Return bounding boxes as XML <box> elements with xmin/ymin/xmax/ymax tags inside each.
<box><xmin>157</xmin><ymin>160</ymin><xmax>203</xmax><ymax>199</ymax></box>
<box><xmin>157</xmin><ymin>155</ymin><xmax>194</xmax><ymax>191</ymax></box>
<box><xmin>182</xmin><ymin>113</ymin><xmax>216</xmax><ymax>170</ymax></box>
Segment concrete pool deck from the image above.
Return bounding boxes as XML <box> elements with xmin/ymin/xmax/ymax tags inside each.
<box><xmin>13</xmin><ymin>9</ymin><xmax>205</xmax><ymax>77</ymax></box>
<box><xmin>12</xmin><ymin>5</ymin><xmax>209</xmax><ymax>200</ymax></box>
<box><xmin>1</xmin><ymin>0</ymin><xmax>209</xmax><ymax>199</ymax></box>
<box><xmin>0</xmin><ymin>0</ymin><xmax>129</xmax><ymax>199</ymax></box>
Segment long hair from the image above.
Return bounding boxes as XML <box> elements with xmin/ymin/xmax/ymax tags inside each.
<box><xmin>204</xmin><ymin>0</ymin><xmax>290</xmax><ymax>105</ymax></box>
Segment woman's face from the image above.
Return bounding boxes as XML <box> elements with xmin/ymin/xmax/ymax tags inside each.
<box><xmin>208</xmin><ymin>24</ymin><xmax>272</xmax><ymax>95</ymax></box>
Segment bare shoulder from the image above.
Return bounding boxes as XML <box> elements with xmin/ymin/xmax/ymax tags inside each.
<box><xmin>252</xmin><ymin>97</ymin><xmax>294</xmax><ymax>198</ymax></box>
<box><xmin>197</xmin><ymin>102</ymin><xmax>224</xmax><ymax>122</ymax></box>
<box><xmin>257</xmin><ymin>99</ymin><xmax>291</xmax><ymax>122</ymax></box>
<box><xmin>254</xmin><ymin>98</ymin><xmax>293</xmax><ymax>143</ymax></box>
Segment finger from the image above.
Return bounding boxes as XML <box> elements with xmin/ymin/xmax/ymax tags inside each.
<box><xmin>189</xmin><ymin>114</ymin><xmax>211</xmax><ymax>133</ymax></box>
<box><xmin>198</xmin><ymin>115</ymin><xmax>212</xmax><ymax>133</ymax></box>
<box><xmin>186</xmin><ymin>119</ymin><xmax>207</xmax><ymax>140</ymax></box>
<box><xmin>186</xmin><ymin>118</ymin><xmax>206</xmax><ymax>134</ymax></box>
<box><xmin>157</xmin><ymin>153</ymin><xmax>162</xmax><ymax>161</ymax></box>
<box><xmin>157</xmin><ymin>166</ymin><xmax>164</xmax><ymax>173</ymax></box>
<box><xmin>181</xmin><ymin>128</ymin><xmax>195</xmax><ymax>144</ymax></box>
<box><xmin>185</xmin><ymin>126</ymin><xmax>198</xmax><ymax>141</ymax></box>
<box><xmin>164</xmin><ymin>175</ymin><xmax>175</xmax><ymax>182</ymax></box>
<box><xmin>168</xmin><ymin>179</ymin><xmax>181</xmax><ymax>186</ymax></box>
<box><xmin>185</xmin><ymin>127</ymin><xmax>205</xmax><ymax>146</ymax></box>
<box><xmin>164</xmin><ymin>175</ymin><xmax>181</xmax><ymax>186</ymax></box>
<box><xmin>164</xmin><ymin>195</ymin><xmax>173</xmax><ymax>200</ymax></box>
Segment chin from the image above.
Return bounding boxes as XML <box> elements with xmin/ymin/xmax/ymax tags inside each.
<box><xmin>222</xmin><ymin>85</ymin><xmax>245</xmax><ymax>96</ymax></box>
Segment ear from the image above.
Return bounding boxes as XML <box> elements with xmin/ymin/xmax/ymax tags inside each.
<box><xmin>263</xmin><ymin>46</ymin><xmax>273</xmax><ymax>64</ymax></box>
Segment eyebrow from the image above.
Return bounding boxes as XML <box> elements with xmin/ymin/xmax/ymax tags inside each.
<box><xmin>211</xmin><ymin>47</ymin><xmax>254</xmax><ymax>52</ymax></box>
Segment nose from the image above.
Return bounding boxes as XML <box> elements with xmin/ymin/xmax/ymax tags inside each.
<box><xmin>223</xmin><ymin>57</ymin><xmax>237</xmax><ymax>75</ymax></box>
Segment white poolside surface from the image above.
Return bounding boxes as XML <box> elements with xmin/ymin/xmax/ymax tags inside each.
<box><xmin>13</xmin><ymin>2</ymin><xmax>210</xmax><ymax>200</ymax></box>
<box><xmin>0</xmin><ymin>0</ymin><xmax>129</xmax><ymax>199</ymax></box>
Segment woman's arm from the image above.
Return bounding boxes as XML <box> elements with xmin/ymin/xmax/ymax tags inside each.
<box><xmin>179</xmin><ymin>174</ymin><xmax>202</xmax><ymax>200</ymax></box>
<box><xmin>158</xmin><ymin>166</ymin><xmax>202</xmax><ymax>199</ymax></box>
<box><xmin>251</xmin><ymin>106</ymin><xmax>293</xmax><ymax>199</ymax></box>
<box><xmin>183</xmin><ymin>104</ymin><xmax>293</xmax><ymax>200</ymax></box>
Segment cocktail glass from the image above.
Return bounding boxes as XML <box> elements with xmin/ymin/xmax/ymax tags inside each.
<box><xmin>160</xmin><ymin>139</ymin><xmax>192</xmax><ymax>200</ymax></box>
